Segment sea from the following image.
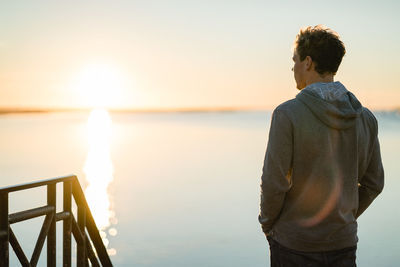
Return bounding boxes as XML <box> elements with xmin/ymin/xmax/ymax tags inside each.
<box><xmin>0</xmin><ymin>110</ymin><xmax>399</xmax><ymax>266</ymax></box>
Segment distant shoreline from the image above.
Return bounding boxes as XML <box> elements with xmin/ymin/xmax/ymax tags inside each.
<box><xmin>0</xmin><ymin>109</ymin><xmax>52</xmax><ymax>115</ymax></box>
<box><xmin>0</xmin><ymin>107</ymin><xmax>398</xmax><ymax>115</ymax></box>
<box><xmin>0</xmin><ymin>107</ymin><xmax>266</xmax><ymax>115</ymax></box>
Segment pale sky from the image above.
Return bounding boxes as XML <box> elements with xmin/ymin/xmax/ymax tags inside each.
<box><xmin>1</xmin><ymin>0</ymin><xmax>399</xmax><ymax>110</ymax></box>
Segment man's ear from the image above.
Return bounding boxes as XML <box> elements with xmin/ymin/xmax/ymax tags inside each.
<box><xmin>305</xmin><ymin>56</ymin><xmax>313</xmax><ymax>71</ymax></box>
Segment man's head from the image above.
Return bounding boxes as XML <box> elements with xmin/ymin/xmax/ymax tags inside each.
<box><xmin>292</xmin><ymin>25</ymin><xmax>346</xmax><ymax>90</ymax></box>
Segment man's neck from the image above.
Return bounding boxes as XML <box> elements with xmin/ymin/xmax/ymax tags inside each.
<box><xmin>305</xmin><ymin>73</ymin><xmax>334</xmax><ymax>87</ymax></box>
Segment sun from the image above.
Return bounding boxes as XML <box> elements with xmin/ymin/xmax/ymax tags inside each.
<box><xmin>73</xmin><ymin>63</ymin><xmax>125</xmax><ymax>109</ymax></box>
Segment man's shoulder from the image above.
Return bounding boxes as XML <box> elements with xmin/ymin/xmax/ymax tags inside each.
<box><xmin>273</xmin><ymin>98</ymin><xmax>302</xmax><ymax>115</ymax></box>
<box><xmin>360</xmin><ymin>106</ymin><xmax>378</xmax><ymax>132</ymax></box>
<box><xmin>361</xmin><ymin>107</ymin><xmax>377</xmax><ymax>121</ymax></box>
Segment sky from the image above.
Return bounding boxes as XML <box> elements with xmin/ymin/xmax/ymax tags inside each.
<box><xmin>0</xmin><ymin>0</ymin><xmax>399</xmax><ymax>110</ymax></box>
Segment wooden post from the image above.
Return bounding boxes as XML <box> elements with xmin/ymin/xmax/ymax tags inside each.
<box><xmin>47</xmin><ymin>184</ymin><xmax>56</xmax><ymax>267</ymax></box>
<box><xmin>77</xmin><ymin>180</ymin><xmax>87</xmax><ymax>267</ymax></box>
<box><xmin>0</xmin><ymin>192</ymin><xmax>9</xmax><ymax>266</ymax></box>
<box><xmin>63</xmin><ymin>181</ymin><xmax>72</xmax><ymax>267</ymax></box>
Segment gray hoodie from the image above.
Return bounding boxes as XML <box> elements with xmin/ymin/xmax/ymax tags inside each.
<box><xmin>259</xmin><ymin>81</ymin><xmax>384</xmax><ymax>252</ymax></box>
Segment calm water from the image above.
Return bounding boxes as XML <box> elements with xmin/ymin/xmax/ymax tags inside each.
<box><xmin>0</xmin><ymin>110</ymin><xmax>399</xmax><ymax>266</ymax></box>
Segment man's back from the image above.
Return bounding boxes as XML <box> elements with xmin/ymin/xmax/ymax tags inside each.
<box><xmin>259</xmin><ymin>25</ymin><xmax>384</xmax><ymax>266</ymax></box>
<box><xmin>260</xmin><ymin>81</ymin><xmax>384</xmax><ymax>251</ymax></box>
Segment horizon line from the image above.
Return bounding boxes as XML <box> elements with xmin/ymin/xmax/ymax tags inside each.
<box><xmin>0</xmin><ymin>106</ymin><xmax>399</xmax><ymax>115</ymax></box>
<box><xmin>0</xmin><ymin>106</ymin><xmax>268</xmax><ymax>115</ymax></box>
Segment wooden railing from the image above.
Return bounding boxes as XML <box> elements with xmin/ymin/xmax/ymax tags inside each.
<box><xmin>0</xmin><ymin>175</ymin><xmax>113</xmax><ymax>266</ymax></box>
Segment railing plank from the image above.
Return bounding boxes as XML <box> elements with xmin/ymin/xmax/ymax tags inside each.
<box><xmin>9</xmin><ymin>227</ymin><xmax>31</xmax><ymax>267</ymax></box>
<box><xmin>77</xmin><ymin>195</ymin><xmax>87</xmax><ymax>267</ymax></box>
<box><xmin>86</xmin><ymin>235</ymin><xmax>100</xmax><ymax>267</ymax></box>
<box><xmin>9</xmin><ymin>205</ymin><xmax>54</xmax><ymax>224</ymax></box>
<box><xmin>1</xmin><ymin>175</ymin><xmax>113</xmax><ymax>266</ymax></box>
<box><xmin>0</xmin><ymin>175</ymin><xmax>76</xmax><ymax>193</ymax></box>
<box><xmin>63</xmin><ymin>180</ymin><xmax>72</xmax><ymax>267</ymax></box>
<box><xmin>73</xmin><ymin>182</ymin><xmax>113</xmax><ymax>266</ymax></box>
<box><xmin>71</xmin><ymin>215</ymin><xmax>85</xmax><ymax>244</ymax></box>
<box><xmin>0</xmin><ymin>192</ymin><xmax>9</xmax><ymax>266</ymax></box>
<box><xmin>47</xmin><ymin>184</ymin><xmax>56</xmax><ymax>267</ymax></box>
<box><xmin>30</xmin><ymin>213</ymin><xmax>54</xmax><ymax>267</ymax></box>
<box><xmin>56</xmin><ymin>211</ymin><xmax>71</xmax><ymax>222</ymax></box>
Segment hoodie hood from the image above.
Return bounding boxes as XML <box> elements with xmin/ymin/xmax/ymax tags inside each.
<box><xmin>296</xmin><ymin>81</ymin><xmax>363</xmax><ymax>130</ymax></box>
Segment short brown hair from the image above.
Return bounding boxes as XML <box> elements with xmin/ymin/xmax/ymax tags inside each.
<box><xmin>295</xmin><ymin>25</ymin><xmax>346</xmax><ymax>75</ymax></box>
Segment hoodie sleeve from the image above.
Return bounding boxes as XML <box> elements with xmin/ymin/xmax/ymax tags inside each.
<box><xmin>356</xmin><ymin>133</ymin><xmax>384</xmax><ymax>218</ymax></box>
<box><xmin>259</xmin><ymin>108</ymin><xmax>293</xmax><ymax>234</ymax></box>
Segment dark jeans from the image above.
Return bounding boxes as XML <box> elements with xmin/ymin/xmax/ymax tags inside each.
<box><xmin>267</xmin><ymin>236</ymin><xmax>357</xmax><ymax>267</ymax></box>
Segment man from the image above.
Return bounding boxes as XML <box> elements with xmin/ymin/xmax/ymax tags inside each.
<box><xmin>258</xmin><ymin>25</ymin><xmax>384</xmax><ymax>267</ymax></box>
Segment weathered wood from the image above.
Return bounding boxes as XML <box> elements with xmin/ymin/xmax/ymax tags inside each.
<box><xmin>86</xmin><ymin>235</ymin><xmax>100</xmax><ymax>267</ymax></box>
<box><xmin>0</xmin><ymin>175</ymin><xmax>113</xmax><ymax>266</ymax></box>
<box><xmin>9</xmin><ymin>205</ymin><xmax>54</xmax><ymax>224</ymax></box>
<box><xmin>9</xmin><ymin>227</ymin><xmax>30</xmax><ymax>266</ymax></box>
<box><xmin>73</xmin><ymin>182</ymin><xmax>113</xmax><ymax>266</ymax></box>
<box><xmin>56</xmin><ymin>211</ymin><xmax>71</xmax><ymax>222</ymax></box>
<box><xmin>0</xmin><ymin>175</ymin><xmax>76</xmax><ymax>193</ymax></box>
<box><xmin>77</xmin><ymin>198</ymin><xmax>87</xmax><ymax>267</ymax></box>
<box><xmin>71</xmin><ymin>215</ymin><xmax>84</xmax><ymax>244</ymax></box>
<box><xmin>63</xmin><ymin>180</ymin><xmax>72</xmax><ymax>267</ymax></box>
<box><xmin>31</xmin><ymin>213</ymin><xmax>54</xmax><ymax>267</ymax></box>
<box><xmin>0</xmin><ymin>192</ymin><xmax>9</xmax><ymax>266</ymax></box>
<box><xmin>47</xmin><ymin>184</ymin><xmax>56</xmax><ymax>267</ymax></box>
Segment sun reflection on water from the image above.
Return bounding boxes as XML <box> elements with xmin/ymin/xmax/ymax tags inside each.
<box><xmin>83</xmin><ymin>108</ymin><xmax>117</xmax><ymax>256</ymax></box>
